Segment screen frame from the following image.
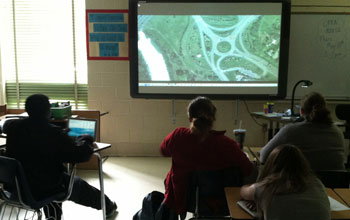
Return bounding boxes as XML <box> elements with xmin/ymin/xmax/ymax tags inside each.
<box><xmin>68</xmin><ymin>118</ymin><xmax>98</xmax><ymax>141</ymax></box>
<box><xmin>129</xmin><ymin>0</ymin><xmax>291</xmax><ymax>100</ymax></box>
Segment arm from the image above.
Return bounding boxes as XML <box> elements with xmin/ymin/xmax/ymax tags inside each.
<box><xmin>225</xmin><ymin>138</ymin><xmax>253</xmax><ymax>176</ymax></box>
<box><xmin>54</xmin><ymin>129</ymin><xmax>94</xmax><ymax>163</ymax></box>
<box><xmin>160</xmin><ymin>128</ymin><xmax>178</xmax><ymax>157</ymax></box>
<box><xmin>240</xmin><ymin>184</ymin><xmax>255</xmax><ymax>201</ymax></box>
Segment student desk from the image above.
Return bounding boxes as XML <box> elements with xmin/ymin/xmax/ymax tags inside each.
<box><xmin>334</xmin><ymin>188</ymin><xmax>350</xmax><ymax>207</ymax></box>
<box><xmin>225</xmin><ymin>187</ymin><xmax>350</xmax><ymax>220</ymax></box>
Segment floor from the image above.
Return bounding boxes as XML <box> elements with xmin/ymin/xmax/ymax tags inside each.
<box><xmin>63</xmin><ymin>156</ymin><xmax>174</xmax><ymax>220</ymax></box>
<box><xmin>0</xmin><ymin>157</ymin><xmax>197</xmax><ymax>220</ymax></box>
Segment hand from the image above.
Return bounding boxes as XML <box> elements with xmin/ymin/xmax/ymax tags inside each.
<box><xmin>244</xmin><ymin>200</ymin><xmax>257</xmax><ymax>211</ymax></box>
<box><xmin>76</xmin><ymin>134</ymin><xmax>94</xmax><ymax>142</ymax></box>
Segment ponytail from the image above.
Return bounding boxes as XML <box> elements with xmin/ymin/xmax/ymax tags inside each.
<box><xmin>187</xmin><ymin>97</ymin><xmax>216</xmax><ymax>138</ymax></box>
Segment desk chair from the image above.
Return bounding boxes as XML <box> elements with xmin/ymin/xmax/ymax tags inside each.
<box><xmin>0</xmin><ymin>156</ymin><xmax>76</xmax><ymax>220</ymax></box>
<box><xmin>187</xmin><ymin>166</ymin><xmax>243</xmax><ymax>220</ymax></box>
<box><xmin>315</xmin><ymin>170</ymin><xmax>350</xmax><ymax>188</ymax></box>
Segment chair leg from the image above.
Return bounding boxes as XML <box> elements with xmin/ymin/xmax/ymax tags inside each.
<box><xmin>194</xmin><ymin>186</ymin><xmax>199</xmax><ymax>219</ymax></box>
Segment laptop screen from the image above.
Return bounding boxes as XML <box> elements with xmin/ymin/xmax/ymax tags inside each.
<box><xmin>68</xmin><ymin>118</ymin><xmax>97</xmax><ymax>141</ymax></box>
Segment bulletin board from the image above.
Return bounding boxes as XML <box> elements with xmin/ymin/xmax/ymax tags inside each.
<box><xmin>86</xmin><ymin>10</ymin><xmax>129</xmax><ymax>60</ymax></box>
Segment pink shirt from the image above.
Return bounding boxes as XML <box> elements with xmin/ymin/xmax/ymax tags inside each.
<box><xmin>160</xmin><ymin>127</ymin><xmax>253</xmax><ymax>214</ymax></box>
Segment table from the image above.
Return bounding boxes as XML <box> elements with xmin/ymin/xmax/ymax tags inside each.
<box><xmin>93</xmin><ymin>142</ymin><xmax>112</xmax><ymax>220</ymax></box>
<box><xmin>242</xmin><ymin>146</ymin><xmax>262</xmax><ymax>162</ymax></box>
<box><xmin>250</xmin><ymin>112</ymin><xmax>297</xmax><ymax>140</ymax></box>
<box><xmin>225</xmin><ymin>187</ymin><xmax>252</xmax><ymax>219</ymax></box>
<box><xmin>326</xmin><ymin>188</ymin><xmax>350</xmax><ymax>219</ymax></box>
<box><xmin>225</xmin><ymin>187</ymin><xmax>350</xmax><ymax>220</ymax></box>
<box><xmin>334</xmin><ymin>188</ymin><xmax>350</xmax><ymax>207</ymax></box>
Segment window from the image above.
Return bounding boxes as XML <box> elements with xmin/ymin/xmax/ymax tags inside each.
<box><xmin>0</xmin><ymin>0</ymin><xmax>88</xmax><ymax>109</ymax></box>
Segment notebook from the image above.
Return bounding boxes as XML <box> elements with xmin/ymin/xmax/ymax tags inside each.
<box><xmin>67</xmin><ymin>118</ymin><xmax>97</xmax><ymax>141</ymax></box>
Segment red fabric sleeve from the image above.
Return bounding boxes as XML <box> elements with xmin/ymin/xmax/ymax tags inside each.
<box><xmin>222</xmin><ymin>137</ymin><xmax>253</xmax><ymax>176</ymax></box>
<box><xmin>160</xmin><ymin>128</ymin><xmax>177</xmax><ymax>157</ymax></box>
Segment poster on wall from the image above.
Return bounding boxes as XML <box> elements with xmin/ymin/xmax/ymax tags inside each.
<box><xmin>86</xmin><ymin>10</ymin><xmax>129</xmax><ymax>60</ymax></box>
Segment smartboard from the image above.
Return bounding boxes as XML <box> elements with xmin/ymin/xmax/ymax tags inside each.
<box><xmin>287</xmin><ymin>14</ymin><xmax>350</xmax><ymax>100</ymax></box>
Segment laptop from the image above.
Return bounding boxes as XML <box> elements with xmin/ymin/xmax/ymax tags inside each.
<box><xmin>68</xmin><ymin>118</ymin><xmax>97</xmax><ymax>141</ymax></box>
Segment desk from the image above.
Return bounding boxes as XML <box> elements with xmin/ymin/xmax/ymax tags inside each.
<box><xmin>94</xmin><ymin>142</ymin><xmax>111</xmax><ymax>220</ymax></box>
<box><xmin>224</xmin><ymin>187</ymin><xmax>253</xmax><ymax>219</ymax></box>
<box><xmin>242</xmin><ymin>146</ymin><xmax>261</xmax><ymax>162</ymax></box>
<box><xmin>225</xmin><ymin>187</ymin><xmax>350</xmax><ymax>220</ymax></box>
<box><xmin>334</xmin><ymin>188</ymin><xmax>350</xmax><ymax>207</ymax></box>
<box><xmin>250</xmin><ymin>112</ymin><xmax>296</xmax><ymax>140</ymax></box>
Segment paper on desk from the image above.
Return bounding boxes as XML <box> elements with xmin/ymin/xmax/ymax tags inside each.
<box><xmin>329</xmin><ymin>196</ymin><xmax>350</xmax><ymax>211</ymax></box>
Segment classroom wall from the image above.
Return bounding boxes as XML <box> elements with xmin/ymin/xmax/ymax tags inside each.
<box><xmin>86</xmin><ymin>0</ymin><xmax>350</xmax><ymax>157</ymax></box>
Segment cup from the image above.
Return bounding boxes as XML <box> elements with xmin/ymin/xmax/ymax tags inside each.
<box><xmin>268</xmin><ymin>102</ymin><xmax>274</xmax><ymax>113</ymax></box>
<box><xmin>233</xmin><ymin>129</ymin><xmax>246</xmax><ymax>149</ymax></box>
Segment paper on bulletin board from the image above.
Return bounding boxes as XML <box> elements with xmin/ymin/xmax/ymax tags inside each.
<box><xmin>86</xmin><ymin>10</ymin><xmax>129</xmax><ymax>60</ymax></box>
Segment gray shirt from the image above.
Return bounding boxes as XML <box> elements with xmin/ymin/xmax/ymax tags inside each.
<box><xmin>255</xmin><ymin>178</ymin><xmax>331</xmax><ymax>220</ymax></box>
<box><xmin>260</xmin><ymin>121</ymin><xmax>345</xmax><ymax>171</ymax></box>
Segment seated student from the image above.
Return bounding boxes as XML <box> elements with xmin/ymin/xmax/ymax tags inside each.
<box><xmin>2</xmin><ymin>94</ymin><xmax>117</xmax><ymax>220</ymax></box>
<box><xmin>260</xmin><ymin>92</ymin><xmax>345</xmax><ymax>171</ymax></box>
<box><xmin>240</xmin><ymin>144</ymin><xmax>331</xmax><ymax>220</ymax></box>
<box><xmin>161</xmin><ymin>96</ymin><xmax>253</xmax><ymax>219</ymax></box>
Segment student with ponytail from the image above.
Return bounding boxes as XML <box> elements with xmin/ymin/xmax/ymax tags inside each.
<box><xmin>260</xmin><ymin>92</ymin><xmax>345</xmax><ymax>171</ymax></box>
<box><xmin>160</xmin><ymin>96</ymin><xmax>253</xmax><ymax>217</ymax></box>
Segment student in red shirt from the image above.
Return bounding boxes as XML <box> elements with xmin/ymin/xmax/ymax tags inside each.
<box><xmin>161</xmin><ymin>96</ymin><xmax>253</xmax><ymax>218</ymax></box>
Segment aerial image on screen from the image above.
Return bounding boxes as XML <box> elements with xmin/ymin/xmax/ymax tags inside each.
<box><xmin>138</xmin><ymin>15</ymin><xmax>281</xmax><ymax>84</ymax></box>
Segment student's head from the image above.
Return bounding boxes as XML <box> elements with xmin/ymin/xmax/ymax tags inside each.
<box><xmin>300</xmin><ymin>92</ymin><xmax>332</xmax><ymax>124</ymax></box>
<box><xmin>259</xmin><ymin>144</ymin><xmax>311</xmax><ymax>186</ymax></box>
<box><xmin>257</xmin><ymin>144</ymin><xmax>312</xmax><ymax>217</ymax></box>
<box><xmin>187</xmin><ymin>96</ymin><xmax>216</xmax><ymax>136</ymax></box>
<box><xmin>25</xmin><ymin>94</ymin><xmax>51</xmax><ymax>119</ymax></box>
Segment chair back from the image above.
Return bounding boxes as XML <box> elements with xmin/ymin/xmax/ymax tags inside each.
<box><xmin>0</xmin><ymin>155</ymin><xmax>18</xmax><ymax>186</ymax></box>
<box><xmin>187</xmin><ymin>166</ymin><xmax>243</xmax><ymax>217</ymax></box>
<box><xmin>315</xmin><ymin>170</ymin><xmax>350</xmax><ymax>188</ymax></box>
<box><xmin>0</xmin><ymin>156</ymin><xmax>40</xmax><ymax>207</ymax></box>
<box><xmin>0</xmin><ymin>156</ymin><xmax>62</xmax><ymax>209</ymax></box>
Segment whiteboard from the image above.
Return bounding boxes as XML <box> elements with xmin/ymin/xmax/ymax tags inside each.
<box><xmin>287</xmin><ymin>14</ymin><xmax>350</xmax><ymax>100</ymax></box>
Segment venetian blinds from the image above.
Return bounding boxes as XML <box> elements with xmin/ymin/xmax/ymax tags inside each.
<box><xmin>0</xmin><ymin>0</ymin><xmax>88</xmax><ymax>109</ymax></box>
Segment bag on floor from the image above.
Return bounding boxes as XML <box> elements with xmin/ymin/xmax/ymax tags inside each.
<box><xmin>133</xmin><ymin>191</ymin><xmax>178</xmax><ymax>220</ymax></box>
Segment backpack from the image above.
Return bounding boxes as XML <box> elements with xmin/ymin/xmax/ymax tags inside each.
<box><xmin>133</xmin><ymin>191</ymin><xmax>178</xmax><ymax>220</ymax></box>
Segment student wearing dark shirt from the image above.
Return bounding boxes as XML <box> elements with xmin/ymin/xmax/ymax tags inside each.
<box><xmin>2</xmin><ymin>94</ymin><xmax>117</xmax><ymax>220</ymax></box>
<box><xmin>161</xmin><ymin>96</ymin><xmax>253</xmax><ymax>218</ymax></box>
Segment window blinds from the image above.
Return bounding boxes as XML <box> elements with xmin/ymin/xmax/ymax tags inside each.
<box><xmin>0</xmin><ymin>0</ymin><xmax>88</xmax><ymax>109</ymax></box>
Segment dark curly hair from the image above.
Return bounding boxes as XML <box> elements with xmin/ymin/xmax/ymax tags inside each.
<box><xmin>25</xmin><ymin>94</ymin><xmax>51</xmax><ymax>119</ymax></box>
